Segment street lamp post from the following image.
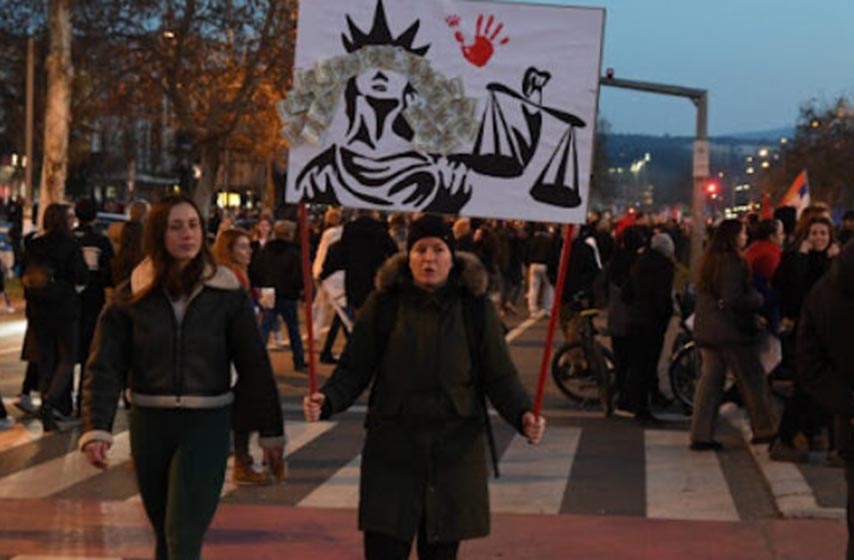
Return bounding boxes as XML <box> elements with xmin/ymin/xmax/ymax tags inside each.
<box><xmin>24</xmin><ymin>36</ymin><xmax>35</xmax><ymax>226</ymax></box>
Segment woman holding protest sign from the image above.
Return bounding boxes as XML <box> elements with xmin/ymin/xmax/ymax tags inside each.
<box><xmin>304</xmin><ymin>214</ymin><xmax>545</xmax><ymax>559</ymax></box>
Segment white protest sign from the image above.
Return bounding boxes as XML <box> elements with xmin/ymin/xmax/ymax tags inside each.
<box><xmin>284</xmin><ymin>0</ymin><xmax>604</xmax><ymax>223</ymax></box>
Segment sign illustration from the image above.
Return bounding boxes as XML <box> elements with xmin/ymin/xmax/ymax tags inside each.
<box><xmin>285</xmin><ymin>0</ymin><xmax>604</xmax><ymax>223</ymax></box>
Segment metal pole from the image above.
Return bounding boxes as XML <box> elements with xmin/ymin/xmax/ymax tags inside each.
<box><xmin>691</xmin><ymin>92</ymin><xmax>709</xmax><ymax>272</ymax></box>
<box><xmin>24</xmin><ymin>36</ymin><xmax>35</xmax><ymax>226</ymax></box>
<box><xmin>533</xmin><ymin>223</ymin><xmax>575</xmax><ymax>418</ymax></box>
<box><xmin>600</xmin><ymin>75</ymin><xmax>709</xmax><ymax>272</ymax></box>
<box><xmin>298</xmin><ymin>203</ymin><xmax>317</xmax><ymax>393</ymax></box>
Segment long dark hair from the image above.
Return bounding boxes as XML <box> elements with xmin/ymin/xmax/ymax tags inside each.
<box><xmin>139</xmin><ymin>195</ymin><xmax>213</xmax><ymax>300</ymax></box>
<box><xmin>42</xmin><ymin>203</ymin><xmax>73</xmax><ymax>236</ymax></box>
<box><xmin>112</xmin><ymin>221</ymin><xmax>145</xmax><ymax>286</ymax></box>
<box><xmin>697</xmin><ymin>219</ymin><xmax>746</xmax><ymax>295</ymax></box>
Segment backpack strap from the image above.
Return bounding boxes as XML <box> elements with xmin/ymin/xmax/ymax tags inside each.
<box><xmin>462</xmin><ymin>295</ymin><xmax>500</xmax><ymax>479</ymax></box>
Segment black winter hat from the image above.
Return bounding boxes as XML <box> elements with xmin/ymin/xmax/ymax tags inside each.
<box><xmin>407</xmin><ymin>215</ymin><xmax>455</xmax><ymax>258</ymax></box>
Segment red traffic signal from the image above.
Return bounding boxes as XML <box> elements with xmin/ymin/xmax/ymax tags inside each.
<box><xmin>705</xmin><ymin>182</ymin><xmax>718</xmax><ymax>195</ymax></box>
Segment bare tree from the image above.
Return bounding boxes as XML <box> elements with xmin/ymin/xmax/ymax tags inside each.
<box><xmin>761</xmin><ymin>97</ymin><xmax>854</xmax><ymax>210</ymax></box>
<box><xmin>80</xmin><ymin>0</ymin><xmax>298</xmax><ymax>217</ymax></box>
<box><xmin>37</xmin><ymin>0</ymin><xmax>74</xmax><ymax>230</ymax></box>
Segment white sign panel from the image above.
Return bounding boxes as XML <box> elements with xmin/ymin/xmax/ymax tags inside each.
<box><xmin>285</xmin><ymin>0</ymin><xmax>604</xmax><ymax>223</ymax></box>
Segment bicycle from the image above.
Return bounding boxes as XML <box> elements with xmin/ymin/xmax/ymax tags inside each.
<box><xmin>667</xmin><ymin>289</ymin><xmax>701</xmax><ymax>412</ymax></box>
<box><xmin>550</xmin><ymin>297</ymin><xmax>616</xmax><ymax>417</ymax></box>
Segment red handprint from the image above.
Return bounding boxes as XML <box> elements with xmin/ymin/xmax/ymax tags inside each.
<box><xmin>447</xmin><ymin>14</ymin><xmax>509</xmax><ymax>68</ymax></box>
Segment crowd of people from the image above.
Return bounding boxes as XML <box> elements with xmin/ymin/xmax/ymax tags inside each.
<box><xmin>1</xmin><ymin>195</ymin><xmax>853</xmax><ymax>558</ymax></box>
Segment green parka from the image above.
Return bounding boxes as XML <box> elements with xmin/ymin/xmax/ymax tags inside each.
<box><xmin>320</xmin><ymin>252</ymin><xmax>532</xmax><ymax>544</ymax></box>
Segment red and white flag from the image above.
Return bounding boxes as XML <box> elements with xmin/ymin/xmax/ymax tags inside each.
<box><xmin>778</xmin><ymin>170</ymin><xmax>810</xmax><ymax>217</ymax></box>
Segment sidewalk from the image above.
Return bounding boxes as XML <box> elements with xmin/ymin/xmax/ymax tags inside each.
<box><xmin>0</xmin><ymin>498</ymin><xmax>845</xmax><ymax>559</ymax></box>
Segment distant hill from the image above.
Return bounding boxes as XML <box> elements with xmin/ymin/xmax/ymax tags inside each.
<box><xmin>602</xmin><ymin>127</ymin><xmax>794</xmax><ymax>207</ymax></box>
<box><xmin>716</xmin><ymin>127</ymin><xmax>795</xmax><ymax>142</ymax></box>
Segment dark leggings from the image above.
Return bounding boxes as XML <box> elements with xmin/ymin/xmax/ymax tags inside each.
<box><xmin>31</xmin><ymin>317</ymin><xmax>78</xmax><ymax>409</ymax></box>
<box><xmin>321</xmin><ymin>312</ymin><xmax>349</xmax><ymax>355</ymax></box>
<box><xmin>20</xmin><ymin>361</ymin><xmax>39</xmax><ymax>395</ymax></box>
<box><xmin>777</xmin><ymin>382</ymin><xmax>833</xmax><ymax>447</ymax></box>
<box><xmin>364</xmin><ymin>520</ymin><xmax>460</xmax><ymax>560</ymax></box>
<box><xmin>623</xmin><ymin>332</ymin><xmax>665</xmax><ymax>413</ymax></box>
<box><xmin>130</xmin><ymin>406</ymin><xmax>231</xmax><ymax>560</ymax></box>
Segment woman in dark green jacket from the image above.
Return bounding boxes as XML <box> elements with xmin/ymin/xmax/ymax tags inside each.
<box><xmin>304</xmin><ymin>215</ymin><xmax>546</xmax><ymax>560</ymax></box>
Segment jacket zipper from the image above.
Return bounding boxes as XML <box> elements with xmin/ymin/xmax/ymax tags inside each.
<box><xmin>173</xmin><ymin>284</ymin><xmax>206</xmax><ymax>404</ymax></box>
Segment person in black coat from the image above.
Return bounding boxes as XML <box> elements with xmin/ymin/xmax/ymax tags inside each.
<box><xmin>798</xmin><ymin>240</ymin><xmax>854</xmax><ymax>559</ymax></box>
<box><xmin>22</xmin><ymin>203</ymin><xmax>89</xmax><ymax>430</ymax></box>
<box><xmin>304</xmin><ymin>216</ymin><xmax>545</xmax><ymax>559</ymax></box>
<box><xmin>322</xmin><ymin>210</ymin><xmax>399</xmax><ymax>315</ymax></box>
<box><xmin>771</xmin><ymin>216</ymin><xmax>840</xmax><ymax>461</ymax></box>
<box><xmin>71</xmin><ymin>199</ymin><xmax>115</xmax><ymax>413</ymax></box>
<box><xmin>250</xmin><ymin>220</ymin><xmax>306</xmax><ymax>370</ymax></box>
<box><xmin>620</xmin><ymin>233</ymin><xmax>675</xmax><ymax>423</ymax></box>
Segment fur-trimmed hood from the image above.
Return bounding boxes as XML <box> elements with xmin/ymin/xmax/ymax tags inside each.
<box><xmin>374</xmin><ymin>251</ymin><xmax>488</xmax><ymax>297</ymax></box>
<box><xmin>130</xmin><ymin>257</ymin><xmax>241</xmax><ymax>296</ymax></box>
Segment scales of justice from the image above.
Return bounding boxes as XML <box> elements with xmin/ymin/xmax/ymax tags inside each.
<box><xmin>454</xmin><ymin>67</ymin><xmax>588</xmax><ymax>209</ymax></box>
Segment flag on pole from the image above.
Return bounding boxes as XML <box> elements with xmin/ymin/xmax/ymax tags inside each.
<box><xmin>778</xmin><ymin>170</ymin><xmax>810</xmax><ymax>217</ymax></box>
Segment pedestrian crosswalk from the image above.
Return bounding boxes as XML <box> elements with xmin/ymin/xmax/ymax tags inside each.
<box><xmin>0</xmin><ymin>409</ymin><xmax>840</xmax><ymax>523</ymax></box>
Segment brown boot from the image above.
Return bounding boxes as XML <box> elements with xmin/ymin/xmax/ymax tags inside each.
<box><xmin>233</xmin><ymin>457</ymin><xmax>273</xmax><ymax>486</ymax></box>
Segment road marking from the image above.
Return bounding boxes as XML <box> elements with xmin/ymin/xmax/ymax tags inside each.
<box><xmin>0</xmin><ymin>419</ymin><xmax>45</xmax><ymax>452</ymax></box>
<box><xmin>0</xmin><ymin>319</ymin><xmax>27</xmax><ymax>339</ymax></box>
<box><xmin>645</xmin><ymin>429</ymin><xmax>739</xmax><ymax>521</ymax></box>
<box><xmin>729</xmin><ymin>414</ymin><xmax>844</xmax><ymax>519</ymax></box>
<box><xmin>490</xmin><ymin>425</ymin><xmax>581</xmax><ymax>514</ymax></box>
<box><xmin>298</xmin><ymin>454</ymin><xmax>361</xmax><ymax>509</ymax></box>
<box><xmin>10</xmin><ymin>554</ymin><xmax>122</xmax><ymax>560</ymax></box>
<box><xmin>505</xmin><ymin>313</ymin><xmax>542</xmax><ymax>343</ymax></box>
<box><xmin>0</xmin><ymin>432</ymin><xmax>131</xmax><ymax>499</ymax></box>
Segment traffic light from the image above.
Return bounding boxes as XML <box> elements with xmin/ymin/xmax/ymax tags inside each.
<box><xmin>705</xmin><ymin>181</ymin><xmax>718</xmax><ymax>196</ymax></box>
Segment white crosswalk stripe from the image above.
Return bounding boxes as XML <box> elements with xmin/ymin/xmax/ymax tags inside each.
<box><xmin>645</xmin><ymin>429</ymin><xmax>739</xmax><ymax>521</ymax></box>
<box><xmin>0</xmin><ymin>432</ymin><xmax>131</xmax><ymax>498</ymax></box>
<box><xmin>490</xmin><ymin>425</ymin><xmax>581</xmax><ymax>514</ymax></box>
<box><xmin>0</xmin><ymin>411</ymin><xmax>838</xmax><ymax>522</ymax></box>
<box><xmin>220</xmin><ymin>420</ymin><xmax>338</xmax><ymax>497</ymax></box>
<box><xmin>299</xmin><ymin>454</ymin><xmax>361</xmax><ymax>509</ymax></box>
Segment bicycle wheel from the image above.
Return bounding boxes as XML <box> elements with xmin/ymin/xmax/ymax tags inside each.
<box><xmin>669</xmin><ymin>341</ymin><xmax>701</xmax><ymax>410</ymax></box>
<box><xmin>551</xmin><ymin>342</ymin><xmax>601</xmax><ymax>404</ymax></box>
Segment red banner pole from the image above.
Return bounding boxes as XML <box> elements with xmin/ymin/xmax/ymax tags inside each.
<box><xmin>532</xmin><ymin>223</ymin><xmax>575</xmax><ymax>418</ymax></box>
<box><xmin>298</xmin><ymin>203</ymin><xmax>317</xmax><ymax>394</ymax></box>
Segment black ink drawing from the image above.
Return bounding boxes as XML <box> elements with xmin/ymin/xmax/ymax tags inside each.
<box><xmin>294</xmin><ymin>0</ymin><xmax>588</xmax><ymax>213</ymax></box>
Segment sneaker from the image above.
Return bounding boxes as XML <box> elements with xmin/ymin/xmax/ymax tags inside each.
<box><xmin>613</xmin><ymin>408</ymin><xmax>635</xmax><ymax>419</ymax></box>
<box><xmin>319</xmin><ymin>352</ymin><xmax>338</xmax><ymax>365</ymax></box>
<box><xmin>769</xmin><ymin>440</ymin><xmax>808</xmax><ymax>463</ymax></box>
<box><xmin>233</xmin><ymin>459</ymin><xmax>273</xmax><ymax>486</ymax></box>
<box><xmin>294</xmin><ymin>363</ymin><xmax>308</xmax><ymax>373</ymax></box>
<box><xmin>0</xmin><ymin>417</ymin><xmax>15</xmax><ymax>430</ymax></box>
<box><xmin>5</xmin><ymin>306</ymin><xmax>14</xmax><ymax>313</ymax></box>
<box><xmin>14</xmin><ymin>394</ymin><xmax>37</xmax><ymax>416</ymax></box>
<box><xmin>39</xmin><ymin>406</ymin><xmax>80</xmax><ymax>433</ymax></box>
<box><xmin>690</xmin><ymin>441</ymin><xmax>723</xmax><ymax>451</ymax></box>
